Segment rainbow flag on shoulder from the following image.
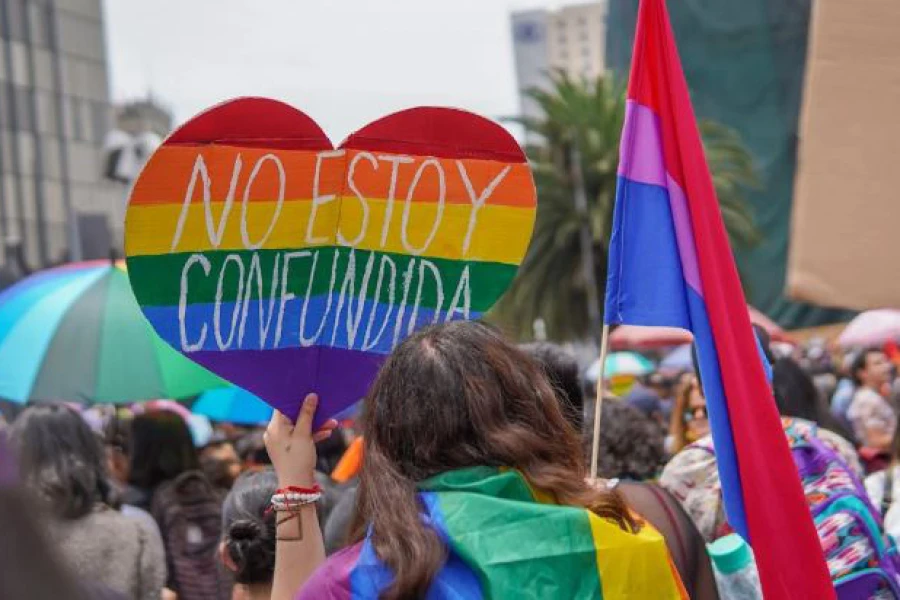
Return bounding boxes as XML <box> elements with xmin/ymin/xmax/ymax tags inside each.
<box><xmin>298</xmin><ymin>467</ymin><xmax>686</xmax><ymax>599</ymax></box>
<box><xmin>603</xmin><ymin>0</ymin><xmax>833</xmax><ymax>598</ymax></box>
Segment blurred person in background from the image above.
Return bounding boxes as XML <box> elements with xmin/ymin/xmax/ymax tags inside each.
<box><xmin>772</xmin><ymin>356</ymin><xmax>860</xmax><ymax>471</ymax></box>
<box><xmin>220</xmin><ymin>470</ymin><xmax>279</xmax><ymax>600</ymax></box>
<box><xmin>584</xmin><ymin>399</ymin><xmax>666</xmax><ymax>481</ymax></box>
<box><xmin>662</xmin><ymin>349</ymin><xmax>865</xmax><ymax>542</ymax></box>
<box><xmin>527</xmin><ymin>342</ymin><xmax>717</xmax><ymax>598</ymax></box>
<box><xmin>0</xmin><ymin>431</ymin><xmax>128</xmax><ymax>600</ymax></box>
<box><xmin>831</xmin><ymin>352</ymin><xmax>859</xmax><ymax>437</ymax></box>
<box><xmin>865</xmin><ymin>424</ymin><xmax>900</xmax><ymax>546</ymax></box>
<box><xmin>129</xmin><ymin>410</ymin><xmax>229</xmax><ymax>600</ymax></box>
<box><xmin>848</xmin><ymin>349</ymin><xmax>896</xmax><ymax>455</ymax></box>
<box><xmin>626</xmin><ymin>372</ymin><xmax>674</xmax><ymax>424</ymax></box>
<box><xmin>8</xmin><ymin>404</ymin><xmax>166</xmax><ymax>600</ymax></box>
<box><xmin>200</xmin><ymin>434</ymin><xmax>243</xmax><ymax>500</ymax></box>
<box><xmin>667</xmin><ymin>373</ymin><xmax>709</xmax><ymax>455</ymax></box>
<box><xmin>236</xmin><ymin>429</ymin><xmax>272</xmax><ymax>472</ymax></box>
<box><xmin>521</xmin><ymin>342</ymin><xmax>585</xmax><ymax>429</ymax></box>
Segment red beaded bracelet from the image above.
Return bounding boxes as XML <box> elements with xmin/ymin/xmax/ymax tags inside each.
<box><xmin>275</xmin><ymin>484</ymin><xmax>322</xmax><ymax>495</ymax></box>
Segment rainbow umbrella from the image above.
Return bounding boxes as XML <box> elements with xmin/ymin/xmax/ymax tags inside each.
<box><xmin>0</xmin><ymin>261</ymin><xmax>225</xmax><ymax>404</ymax></box>
<box><xmin>192</xmin><ymin>387</ymin><xmax>273</xmax><ymax>426</ymax></box>
<box><xmin>585</xmin><ymin>351</ymin><xmax>655</xmax><ymax>382</ymax></box>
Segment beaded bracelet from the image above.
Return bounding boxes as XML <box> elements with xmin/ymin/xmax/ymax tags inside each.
<box><xmin>268</xmin><ymin>484</ymin><xmax>323</xmax><ymax>514</ymax></box>
<box><xmin>270</xmin><ymin>494</ymin><xmax>321</xmax><ymax>511</ymax></box>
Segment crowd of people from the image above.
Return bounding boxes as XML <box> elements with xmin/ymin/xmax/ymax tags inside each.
<box><xmin>2</xmin><ymin>320</ymin><xmax>900</xmax><ymax>598</ymax></box>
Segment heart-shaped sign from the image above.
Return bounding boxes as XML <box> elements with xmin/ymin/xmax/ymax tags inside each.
<box><xmin>125</xmin><ymin>98</ymin><xmax>536</xmax><ymax>424</ymax></box>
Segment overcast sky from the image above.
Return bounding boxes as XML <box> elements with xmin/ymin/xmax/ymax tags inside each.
<box><xmin>103</xmin><ymin>0</ymin><xmax>557</xmax><ymax>142</ymax></box>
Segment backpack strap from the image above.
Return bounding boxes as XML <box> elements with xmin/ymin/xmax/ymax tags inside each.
<box><xmin>883</xmin><ymin>468</ymin><xmax>895</xmax><ymax>517</ymax></box>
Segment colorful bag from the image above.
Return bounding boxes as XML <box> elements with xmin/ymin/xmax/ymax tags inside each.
<box><xmin>786</xmin><ymin>421</ymin><xmax>900</xmax><ymax>599</ymax></box>
<box><xmin>694</xmin><ymin>420</ymin><xmax>900</xmax><ymax>598</ymax></box>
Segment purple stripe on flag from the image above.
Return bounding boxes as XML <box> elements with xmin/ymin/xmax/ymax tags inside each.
<box><xmin>665</xmin><ymin>173</ymin><xmax>703</xmax><ymax>296</ymax></box>
<box><xmin>618</xmin><ymin>100</ymin><xmax>666</xmax><ymax>188</ymax></box>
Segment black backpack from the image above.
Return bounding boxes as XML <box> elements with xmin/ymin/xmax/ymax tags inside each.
<box><xmin>151</xmin><ymin>471</ymin><xmax>228</xmax><ymax>600</ymax></box>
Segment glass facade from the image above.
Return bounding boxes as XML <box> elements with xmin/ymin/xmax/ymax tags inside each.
<box><xmin>0</xmin><ymin>0</ymin><xmax>114</xmax><ymax>270</ymax></box>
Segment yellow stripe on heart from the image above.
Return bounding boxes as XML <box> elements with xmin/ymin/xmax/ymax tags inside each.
<box><xmin>125</xmin><ymin>198</ymin><xmax>535</xmax><ymax>265</ymax></box>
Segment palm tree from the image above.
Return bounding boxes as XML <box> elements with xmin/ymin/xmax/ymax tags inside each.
<box><xmin>492</xmin><ymin>71</ymin><xmax>761</xmax><ymax>341</ymax></box>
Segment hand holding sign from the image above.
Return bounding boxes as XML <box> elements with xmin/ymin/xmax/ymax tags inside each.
<box><xmin>125</xmin><ymin>98</ymin><xmax>536</xmax><ymax>425</ymax></box>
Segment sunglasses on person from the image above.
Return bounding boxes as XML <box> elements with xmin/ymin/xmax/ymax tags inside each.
<box><xmin>683</xmin><ymin>405</ymin><xmax>708</xmax><ymax>422</ymax></box>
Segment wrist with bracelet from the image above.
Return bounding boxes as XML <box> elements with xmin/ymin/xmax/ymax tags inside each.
<box><xmin>269</xmin><ymin>484</ymin><xmax>322</xmax><ymax>542</ymax></box>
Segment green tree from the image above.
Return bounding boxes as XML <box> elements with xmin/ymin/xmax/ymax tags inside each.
<box><xmin>492</xmin><ymin>71</ymin><xmax>761</xmax><ymax>340</ymax></box>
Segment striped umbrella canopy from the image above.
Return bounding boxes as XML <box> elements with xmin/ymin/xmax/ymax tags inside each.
<box><xmin>585</xmin><ymin>351</ymin><xmax>655</xmax><ymax>382</ymax></box>
<box><xmin>0</xmin><ymin>260</ymin><xmax>225</xmax><ymax>404</ymax></box>
<box><xmin>192</xmin><ymin>387</ymin><xmax>273</xmax><ymax>426</ymax></box>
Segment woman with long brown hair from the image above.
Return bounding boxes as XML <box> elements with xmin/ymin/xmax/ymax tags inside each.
<box><xmin>266</xmin><ymin>321</ymin><xmax>686</xmax><ymax>599</ymax></box>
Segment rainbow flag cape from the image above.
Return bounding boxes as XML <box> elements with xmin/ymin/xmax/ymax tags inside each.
<box><xmin>604</xmin><ymin>0</ymin><xmax>833</xmax><ymax>598</ymax></box>
<box><xmin>298</xmin><ymin>467</ymin><xmax>686</xmax><ymax>599</ymax></box>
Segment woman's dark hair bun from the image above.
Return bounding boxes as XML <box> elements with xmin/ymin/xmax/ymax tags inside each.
<box><xmin>221</xmin><ymin>471</ymin><xmax>278</xmax><ymax>585</ymax></box>
<box><xmin>229</xmin><ymin>519</ymin><xmax>263</xmax><ymax>542</ymax></box>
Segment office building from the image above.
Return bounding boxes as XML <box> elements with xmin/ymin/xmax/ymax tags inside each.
<box><xmin>0</xmin><ymin>0</ymin><xmax>118</xmax><ymax>275</ymax></box>
<box><xmin>511</xmin><ymin>2</ymin><xmax>609</xmax><ymax>126</ymax></box>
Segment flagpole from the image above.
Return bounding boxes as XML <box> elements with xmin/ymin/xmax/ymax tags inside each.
<box><xmin>589</xmin><ymin>323</ymin><xmax>610</xmax><ymax>482</ymax></box>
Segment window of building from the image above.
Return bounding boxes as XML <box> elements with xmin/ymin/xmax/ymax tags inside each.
<box><xmin>69</xmin><ymin>96</ymin><xmax>84</xmax><ymax>140</ymax></box>
<box><xmin>14</xmin><ymin>87</ymin><xmax>34</xmax><ymax>133</ymax></box>
<box><xmin>28</xmin><ymin>2</ymin><xmax>52</xmax><ymax>47</ymax></box>
<box><xmin>0</xmin><ymin>87</ymin><xmax>9</xmax><ymax>129</ymax></box>
<box><xmin>59</xmin><ymin>0</ymin><xmax>103</xmax><ymax>20</ymax></box>
<box><xmin>2</xmin><ymin>0</ymin><xmax>26</xmax><ymax>41</ymax></box>
<box><xmin>57</xmin><ymin>10</ymin><xmax>104</xmax><ymax>62</ymax></box>
<box><xmin>40</xmin><ymin>138</ymin><xmax>61</xmax><ymax>179</ymax></box>
<box><xmin>10</xmin><ymin>41</ymin><xmax>31</xmax><ymax>87</ymax></box>
<box><xmin>0</xmin><ymin>133</ymin><xmax>15</xmax><ymax>174</ymax></box>
<box><xmin>36</xmin><ymin>92</ymin><xmax>58</xmax><ymax>136</ymax></box>
<box><xmin>90</xmin><ymin>101</ymin><xmax>109</xmax><ymax>144</ymax></box>
<box><xmin>68</xmin><ymin>141</ymin><xmax>98</xmax><ymax>184</ymax></box>
<box><xmin>85</xmin><ymin>62</ymin><xmax>109</xmax><ymax>102</ymax></box>
<box><xmin>16</xmin><ymin>137</ymin><xmax>37</xmax><ymax>179</ymax></box>
<box><xmin>33</xmin><ymin>48</ymin><xmax>54</xmax><ymax>91</ymax></box>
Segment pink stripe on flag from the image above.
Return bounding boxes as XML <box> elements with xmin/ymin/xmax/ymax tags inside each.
<box><xmin>618</xmin><ymin>100</ymin><xmax>666</xmax><ymax>188</ymax></box>
<box><xmin>619</xmin><ymin>100</ymin><xmax>703</xmax><ymax>295</ymax></box>
<box><xmin>665</xmin><ymin>173</ymin><xmax>703</xmax><ymax>295</ymax></box>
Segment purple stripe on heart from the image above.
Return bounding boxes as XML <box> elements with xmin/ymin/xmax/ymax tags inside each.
<box><xmin>619</xmin><ymin>100</ymin><xmax>702</xmax><ymax>296</ymax></box>
<box><xmin>189</xmin><ymin>346</ymin><xmax>385</xmax><ymax>426</ymax></box>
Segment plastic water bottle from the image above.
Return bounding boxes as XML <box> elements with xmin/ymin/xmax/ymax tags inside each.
<box><xmin>708</xmin><ymin>533</ymin><xmax>763</xmax><ymax>600</ymax></box>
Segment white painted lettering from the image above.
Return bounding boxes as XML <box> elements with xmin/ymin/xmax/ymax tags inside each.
<box><xmin>240</xmin><ymin>154</ymin><xmax>286</xmax><ymax>250</ymax></box>
<box><xmin>178</xmin><ymin>254</ymin><xmax>211</xmax><ymax>352</ymax></box>
<box><xmin>307</xmin><ymin>150</ymin><xmax>346</xmax><ymax>244</ymax></box>
<box><xmin>401</xmin><ymin>158</ymin><xmax>445</xmax><ymax>254</ymax></box>
<box><xmin>457</xmin><ymin>162</ymin><xmax>510</xmax><ymax>256</ymax></box>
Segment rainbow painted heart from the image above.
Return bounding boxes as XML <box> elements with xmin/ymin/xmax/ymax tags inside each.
<box><xmin>124</xmin><ymin>98</ymin><xmax>536</xmax><ymax>424</ymax></box>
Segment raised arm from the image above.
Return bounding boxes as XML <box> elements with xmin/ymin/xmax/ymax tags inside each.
<box><xmin>266</xmin><ymin>394</ymin><xmax>338</xmax><ymax>600</ymax></box>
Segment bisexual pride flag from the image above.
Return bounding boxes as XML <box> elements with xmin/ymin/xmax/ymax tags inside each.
<box><xmin>603</xmin><ymin>0</ymin><xmax>833</xmax><ymax>598</ymax></box>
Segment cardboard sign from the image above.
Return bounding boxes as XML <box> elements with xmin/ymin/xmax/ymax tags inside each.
<box><xmin>125</xmin><ymin>98</ymin><xmax>536</xmax><ymax>424</ymax></box>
